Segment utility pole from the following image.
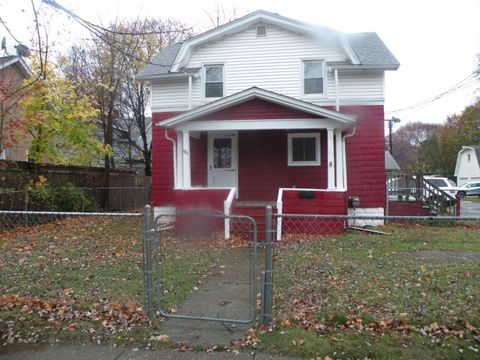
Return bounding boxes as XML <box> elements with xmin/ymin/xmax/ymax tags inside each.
<box><xmin>385</xmin><ymin>117</ymin><xmax>401</xmax><ymax>155</ymax></box>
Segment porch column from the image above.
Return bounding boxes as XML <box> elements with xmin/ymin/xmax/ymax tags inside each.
<box><xmin>335</xmin><ymin>129</ymin><xmax>344</xmax><ymax>190</ymax></box>
<box><xmin>182</xmin><ymin>130</ymin><xmax>191</xmax><ymax>188</ymax></box>
<box><xmin>176</xmin><ymin>131</ymin><xmax>184</xmax><ymax>188</ymax></box>
<box><xmin>327</xmin><ymin>128</ymin><xmax>335</xmax><ymax>190</ymax></box>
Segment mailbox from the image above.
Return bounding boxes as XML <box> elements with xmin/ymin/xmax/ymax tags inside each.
<box><xmin>348</xmin><ymin>196</ymin><xmax>360</xmax><ymax>208</ymax></box>
<box><xmin>299</xmin><ymin>190</ymin><xmax>315</xmax><ymax>199</ymax></box>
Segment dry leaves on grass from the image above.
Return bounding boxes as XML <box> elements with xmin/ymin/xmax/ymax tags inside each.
<box><xmin>0</xmin><ymin>294</ymin><xmax>149</xmax><ymax>345</ymax></box>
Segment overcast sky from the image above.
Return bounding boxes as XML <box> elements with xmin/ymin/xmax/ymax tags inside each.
<box><xmin>1</xmin><ymin>0</ymin><xmax>479</xmax><ymax>131</ymax></box>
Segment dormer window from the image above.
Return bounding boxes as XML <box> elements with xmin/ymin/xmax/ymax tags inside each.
<box><xmin>205</xmin><ymin>65</ymin><xmax>224</xmax><ymax>98</ymax></box>
<box><xmin>303</xmin><ymin>60</ymin><xmax>324</xmax><ymax>95</ymax></box>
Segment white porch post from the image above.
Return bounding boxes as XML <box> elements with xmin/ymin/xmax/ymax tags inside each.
<box><xmin>327</xmin><ymin>128</ymin><xmax>335</xmax><ymax>190</ymax></box>
<box><xmin>176</xmin><ymin>131</ymin><xmax>184</xmax><ymax>188</ymax></box>
<box><xmin>182</xmin><ymin>130</ymin><xmax>191</xmax><ymax>188</ymax></box>
<box><xmin>335</xmin><ymin>128</ymin><xmax>344</xmax><ymax>190</ymax></box>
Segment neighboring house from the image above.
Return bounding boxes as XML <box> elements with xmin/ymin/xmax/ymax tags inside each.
<box><xmin>111</xmin><ymin>117</ymin><xmax>152</xmax><ymax>174</ymax></box>
<box><xmin>454</xmin><ymin>145</ymin><xmax>480</xmax><ymax>186</ymax></box>
<box><xmin>137</xmin><ymin>10</ymin><xmax>399</xmax><ymax>236</ymax></box>
<box><xmin>385</xmin><ymin>151</ymin><xmax>400</xmax><ymax>172</ymax></box>
<box><xmin>0</xmin><ymin>55</ymin><xmax>31</xmax><ymax>161</ymax></box>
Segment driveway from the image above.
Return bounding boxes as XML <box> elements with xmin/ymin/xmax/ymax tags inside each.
<box><xmin>461</xmin><ymin>199</ymin><xmax>480</xmax><ymax>217</ymax></box>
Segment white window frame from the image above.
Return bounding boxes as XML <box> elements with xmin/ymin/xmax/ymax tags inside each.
<box><xmin>203</xmin><ymin>64</ymin><xmax>224</xmax><ymax>99</ymax></box>
<box><xmin>287</xmin><ymin>133</ymin><xmax>321</xmax><ymax>166</ymax></box>
<box><xmin>301</xmin><ymin>59</ymin><xmax>326</xmax><ymax>97</ymax></box>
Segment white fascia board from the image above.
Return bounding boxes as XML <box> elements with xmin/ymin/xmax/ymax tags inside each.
<box><xmin>171</xmin><ymin>11</ymin><xmax>358</xmax><ymax>72</ymax></box>
<box><xmin>136</xmin><ymin>71</ymin><xmax>199</xmax><ymax>81</ymax></box>
<box><xmin>330</xmin><ymin>64</ymin><xmax>399</xmax><ymax>71</ymax></box>
<box><xmin>157</xmin><ymin>88</ymin><xmax>356</xmax><ymax>127</ymax></box>
<box><xmin>0</xmin><ymin>57</ymin><xmax>31</xmax><ymax>78</ymax></box>
<box><xmin>175</xmin><ymin>118</ymin><xmax>351</xmax><ymax>132</ymax></box>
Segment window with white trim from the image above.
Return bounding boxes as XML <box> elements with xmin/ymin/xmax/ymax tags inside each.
<box><xmin>303</xmin><ymin>60</ymin><xmax>324</xmax><ymax>95</ymax></box>
<box><xmin>288</xmin><ymin>133</ymin><xmax>321</xmax><ymax>166</ymax></box>
<box><xmin>205</xmin><ymin>65</ymin><xmax>224</xmax><ymax>98</ymax></box>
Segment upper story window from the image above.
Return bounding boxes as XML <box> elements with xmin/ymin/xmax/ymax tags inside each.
<box><xmin>205</xmin><ymin>65</ymin><xmax>224</xmax><ymax>98</ymax></box>
<box><xmin>303</xmin><ymin>60</ymin><xmax>324</xmax><ymax>95</ymax></box>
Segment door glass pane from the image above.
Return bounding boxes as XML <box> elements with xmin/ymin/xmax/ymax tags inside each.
<box><xmin>213</xmin><ymin>138</ymin><xmax>232</xmax><ymax>168</ymax></box>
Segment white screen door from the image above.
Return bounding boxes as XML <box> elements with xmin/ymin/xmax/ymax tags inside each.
<box><xmin>208</xmin><ymin>133</ymin><xmax>238</xmax><ymax>188</ymax></box>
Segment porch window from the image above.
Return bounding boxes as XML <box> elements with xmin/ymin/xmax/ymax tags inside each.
<box><xmin>205</xmin><ymin>65</ymin><xmax>224</xmax><ymax>98</ymax></box>
<box><xmin>288</xmin><ymin>133</ymin><xmax>321</xmax><ymax>166</ymax></box>
<box><xmin>303</xmin><ymin>60</ymin><xmax>324</xmax><ymax>95</ymax></box>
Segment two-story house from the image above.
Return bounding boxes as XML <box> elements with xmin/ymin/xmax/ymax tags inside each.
<box><xmin>137</xmin><ymin>10</ymin><xmax>399</xmax><ymax>236</ymax></box>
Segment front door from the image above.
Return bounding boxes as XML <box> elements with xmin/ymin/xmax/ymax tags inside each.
<box><xmin>208</xmin><ymin>133</ymin><xmax>238</xmax><ymax>189</ymax></box>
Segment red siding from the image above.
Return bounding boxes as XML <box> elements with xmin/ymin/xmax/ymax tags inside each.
<box><xmin>152</xmin><ymin>104</ymin><xmax>387</xmax><ymax>213</ymax></box>
<box><xmin>281</xmin><ymin>190</ymin><xmax>347</xmax><ymax>235</ymax></box>
<box><xmin>341</xmin><ymin>105</ymin><xmax>386</xmax><ymax>209</ymax></box>
<box><xmin>191</xmin><ymin>133</ymin><xmax>208</xmax><ymax>187</ymax></box>
<box><xmin>151</xmin><ymin>112</ymin><xmax>181</xmax><ymax>206</ymax></box>
<box><xmin>282</xmin><ymin>190</ymin><xmax>347</xmax><ymax>214</ymax></box>
<box><xmin>174</xmin><ymin>189</ymin><xmax>230</xmax><ymax>212</ymax></box>
<box><xmin>389</xmin><ymin>201</ymin><xmax>431</xmax><ymax>216</ymax></box>
<box><xmin>197</xmin><ymin>98</ymin><xmax>318</xmax><ymax>120</ymax></box>
<box><xmin>174</xmin><ymin>189</ymin><xmax>230</xmax><ymax>237</ymax></box>
<box><xmin>238</xmin><ymin>130</ymin><xmax>327</xmax><ymax>200</ymax></box>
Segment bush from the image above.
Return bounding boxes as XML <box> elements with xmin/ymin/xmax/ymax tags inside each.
<box><xmin>27</xmin><ymin>176</ymin><xmax>98</xmax><ymax>211</ymax></box>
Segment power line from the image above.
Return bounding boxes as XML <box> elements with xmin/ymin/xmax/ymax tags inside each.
<box><xmin>42</xmin><ymin>0</ymin><xmax>189</xmax><ymax>69</ymax></box>
<box><xmin>386</xmin><ymin>72</ymin><xmax>479</xmax><ymax>115</ymax></box>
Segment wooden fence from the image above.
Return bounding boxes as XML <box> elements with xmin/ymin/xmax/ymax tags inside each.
<box><xmin>0</xmin><ymin>160</ymin><xmax>151</xmax><ymax>210</ymax></box>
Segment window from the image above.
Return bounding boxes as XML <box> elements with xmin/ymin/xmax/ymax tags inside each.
<box><xmin>288</xmin><ymin>133</ymin><xmax>321</xmax><ymax>166</ymax></box>
<box><xmin>205</xmin><ymin>65</ymin><xmax>223</xmax><ymax>98</ymax></box>
<box><xmin>303</xmin><ymin>60</ymin><xmax>324</xmax><ymax>95</ymax></box>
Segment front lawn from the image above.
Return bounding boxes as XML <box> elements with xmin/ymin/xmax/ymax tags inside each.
<box><xmin>0</xmin><ymin>216</ymin><xmax>219</xmax><ymax>348</ymax></box>
<box><xmin>258</xmin><ymin>223</ymin><xmax>480</xmax><ymax>359</ymax></box>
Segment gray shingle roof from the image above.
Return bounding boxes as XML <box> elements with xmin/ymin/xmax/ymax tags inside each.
<box><xmin>137</xmin><ymin>17</ymin><xmax>399</xmax><ymax>80</ymax></box>
<box><xmin>385</xmin><ymin>151</ymin><xmax>401</xmax><ymax>171</ymax></box>
<box><xmin>346</xmin><ymin>33</ymin><xmax>399</xmax><ymax>69</ymax></box>
<box><xmin>136</xmin><ymin>43</ymin><xmax>182</xmax><ymax>80</ymax></box>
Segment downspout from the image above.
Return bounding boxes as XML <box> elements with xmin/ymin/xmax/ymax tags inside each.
<box><xmin>164</xmin><ymin>128</ymin><xmax>177</xmax><ymax>188</ymax></box>
<box><xmin>188</xmin><ymin>75</ymin><xmax>192</xmax><ymax>110</ymax></box>
<box><xmin>342</xmin><ymin>126</ymin><xmax>356</xmax><ymax>191</ymax></box>
<box><xmin>334</xmin><ymin>68</ymin><xmax>340</xmax><ymax>111</ymax></box>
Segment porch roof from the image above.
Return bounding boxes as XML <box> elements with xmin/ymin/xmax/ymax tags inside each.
<box><xmin>156</xmin><ymin>87</ymin><xmax>357</xmax><ymax>131</ymax></box>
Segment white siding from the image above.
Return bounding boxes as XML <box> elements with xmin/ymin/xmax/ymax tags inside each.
<box><xmin>456</xmin><ymin>149</ymin><xmax>480</xmax><ymax>186</ymax></box>
<box><xmin>151</xmin><ymin>78</ymin><xmax>190</xmax><ymax>111</ymax></box>
<box><xmin>151</xmin><ymin>25</ymin><xmax>385</xmax><ymax>111</ymax></box>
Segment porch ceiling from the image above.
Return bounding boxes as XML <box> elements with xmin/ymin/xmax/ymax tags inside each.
<box><xmin>157</xmin><ymin>87</ymin><xmax>356</xmax><ymax>131</ymax></box>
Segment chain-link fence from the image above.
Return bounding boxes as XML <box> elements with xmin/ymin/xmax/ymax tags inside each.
<box><xmin>145</xmin><ymin>209</ymin><xmax>260</xmax><ymax>324</ymax></box>
<box><xmin>0</xmin><ymin>209</ymin><xmax>150</xmax><ymax>344</ymax></box>
<box><xmin>269</xmin><ymin>210</ymin><xmax>480</xmax><ymax>336</ymax></box>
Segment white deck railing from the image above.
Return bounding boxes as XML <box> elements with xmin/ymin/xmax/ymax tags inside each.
<box><xmin>224</xmin><ymin>187</ymin><xmax>237</xmax><ymax>239</ymax></box>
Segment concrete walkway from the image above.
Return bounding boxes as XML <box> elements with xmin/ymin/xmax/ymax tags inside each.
<box><xmin>158</xmin><ymin>248</ymin><xmax>261</xmax><ymax>346</ymax></box>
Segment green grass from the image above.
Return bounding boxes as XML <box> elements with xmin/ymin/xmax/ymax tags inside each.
<box><xmin>0</xmin><ymin>216</ymin><xmax>220</xmax><ymax>348</ymax></box>
<box><xmin>464</xmin><ymin>197</ymin><xmax>480</xmax><ymax>203</ymax></box>
<box><xmin>258</xmin><ymin>223</ymin><xmax>480</xmax><ymax>358</ymax></box>
<box><xmin>259</xmin><ymin>327</ymin><xmax>480</xmax><ymax>359</ymax></box>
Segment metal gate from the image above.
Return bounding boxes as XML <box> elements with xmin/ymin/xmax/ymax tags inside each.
<box><xmin>144</xmin><ymin>207</ymin><xmax>260</xmax><ymax>324</ymax></box>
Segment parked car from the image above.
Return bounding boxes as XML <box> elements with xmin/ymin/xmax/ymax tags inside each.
<box><xmin>456</xmin><ymin>181</ymin><xmax>480</xmax><ymax>198</ymax></box>
<box><xmin>424</xmin><ymin>176</ymin><xmax>458</xmax><ymax>198</ymax></box>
